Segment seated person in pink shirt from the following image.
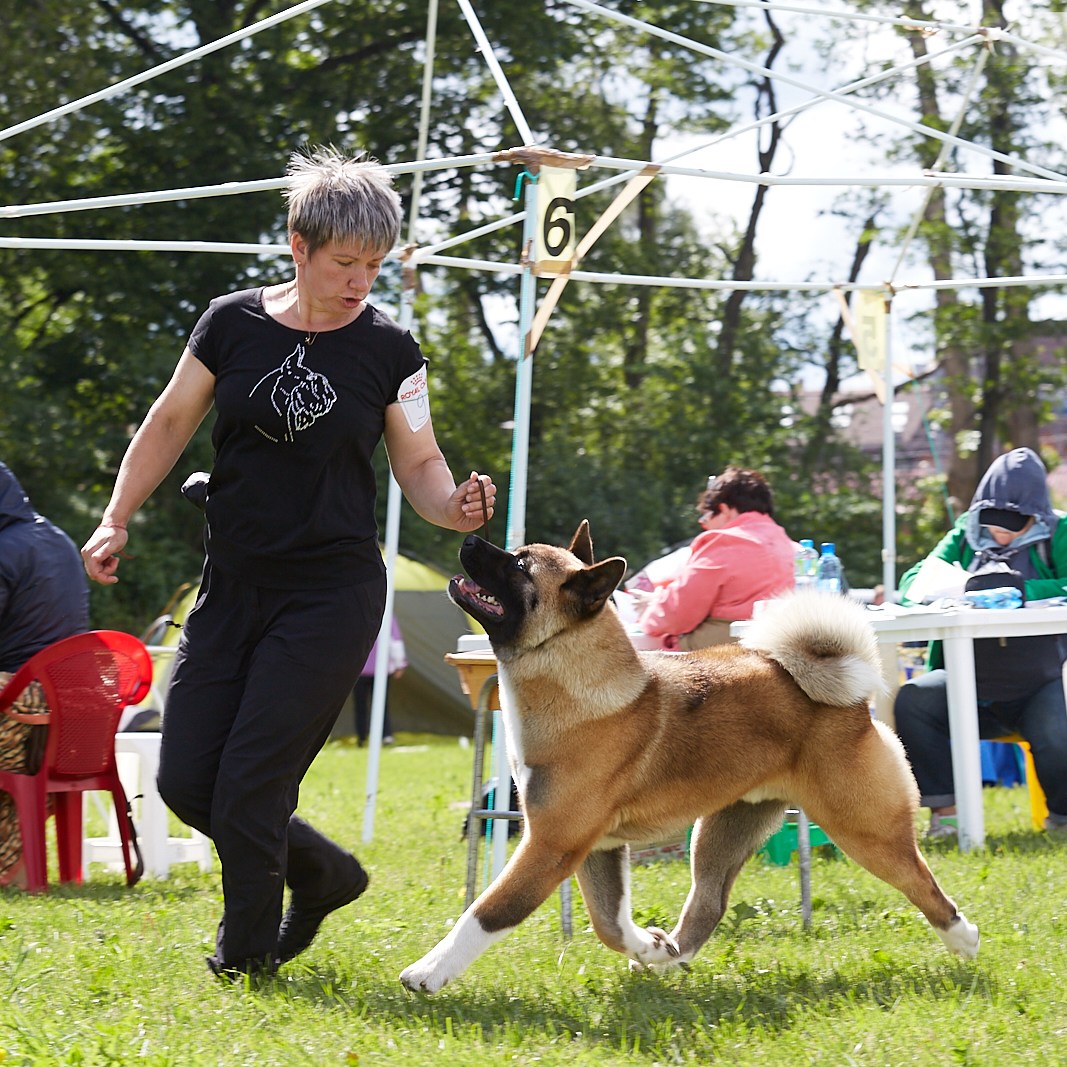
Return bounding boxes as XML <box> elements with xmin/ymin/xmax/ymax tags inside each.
<box><xmin>632</xmin><ymin>466</ymin><xmax>796</xmax><ymax>650</ymax></box>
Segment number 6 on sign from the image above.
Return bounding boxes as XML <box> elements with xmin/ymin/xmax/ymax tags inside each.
<box><xmin>536</xmin><ymin>166</ymin><xmax>576</xmax><ymax>271</ymax></box>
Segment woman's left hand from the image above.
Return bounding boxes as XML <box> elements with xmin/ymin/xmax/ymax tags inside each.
<box><xmin>452</xmin><ymin>472</ymin><xmax>496</xmax><ymax>533</ymax></box>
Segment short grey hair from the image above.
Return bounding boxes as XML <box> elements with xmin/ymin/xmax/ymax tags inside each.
<box><xmin>284</xmin><ymin>145</ymin><xmax>403</xmax><ymax>254</ymax></box>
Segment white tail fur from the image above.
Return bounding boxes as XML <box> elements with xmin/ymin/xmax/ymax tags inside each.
<box><xmin>739</xmin><ymin>588</ymin><xmax>887</xmax><ymax>706</ymax></box>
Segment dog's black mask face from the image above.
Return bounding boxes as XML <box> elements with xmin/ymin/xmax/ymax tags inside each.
<box><xmin>448</xmin><ymin>535</ymin><xmax>532</xmax><ymax>648</ymax></box>
<box><xmin>448</xmin><ymin>525</ymin><xmax>626</xmax><ymax>654</ymax></box>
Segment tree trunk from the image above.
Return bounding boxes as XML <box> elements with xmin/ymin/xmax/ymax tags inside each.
<box><xmin>714</xmin><ymin>3</ymin><xmax>785</xmax><ymax>380</ymax></box>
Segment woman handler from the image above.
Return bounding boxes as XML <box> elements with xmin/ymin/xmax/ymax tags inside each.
<box><xmin>82</xmin><ymin>147</ymin><xmax>495</xmax><ymax>978</ymax></box>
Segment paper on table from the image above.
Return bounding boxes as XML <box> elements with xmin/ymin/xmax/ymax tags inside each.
<box><xmin>1025</xmin><ymin>596</ymin><xmax>1067</xmax><ymax>608</ymax></box>
<box><xmin>905</xmin><ymin>556</ymin><xmax>968</xmax><ymax>602</ymax></box>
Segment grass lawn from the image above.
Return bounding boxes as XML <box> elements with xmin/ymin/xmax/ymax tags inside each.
<box><xmin>2</xmin><ymin>734</ymin><xmax>1065</xmax><ymax>1066</ymax></box>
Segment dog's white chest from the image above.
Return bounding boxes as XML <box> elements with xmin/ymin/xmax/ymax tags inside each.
<box><xmin>497</xmin><ymin>672</ymin><xmax>532</xmax><ymax>794</ymax></box>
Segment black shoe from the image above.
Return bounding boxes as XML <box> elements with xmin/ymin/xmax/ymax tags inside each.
<box><xmin>206</xmin><ymin>954</ymin><xmax>277</xmax><ymax>982</ymax></box>
<box><xmin>275</xmin><ymin>864</ymin><xmax>369</xmax><ymax>965</ymax></box>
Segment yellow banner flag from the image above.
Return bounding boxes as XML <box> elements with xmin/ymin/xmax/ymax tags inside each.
<box><xmin>853</xmin><ymin>289</ymin><xmax>888</xmax><ymax>376</ymax></box>
<box><xmin>835</xmin><ymin>288</ymin><xmax>888</xmax><ymax>403</ymax></box>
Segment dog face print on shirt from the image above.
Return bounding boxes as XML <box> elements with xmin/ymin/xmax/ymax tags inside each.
<box><xmin>249</xmin><ymin>342</ymin><xmax>337</xmax><ymax>443</ymax></box>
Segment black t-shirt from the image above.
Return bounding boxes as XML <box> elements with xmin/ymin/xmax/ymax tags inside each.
<box><xmin>188</xmin><ymin>288</ymin><xmax>427</xmax><ymax>589</ymax></box>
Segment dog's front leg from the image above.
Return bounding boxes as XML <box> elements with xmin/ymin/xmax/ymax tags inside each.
<box><xmin>398</xmin><ymin>904</ymin><xmax>509</xmax><ymax>994</ymax></box>
<box><xmin>400</xmin><ymin>836</ymin><xmax>576</xmax><ymax>994</ymax></box>
<box><xmin>575</xmin><ymin>847</ymin><xmax>680</xmax><ymax>969</ymax></box>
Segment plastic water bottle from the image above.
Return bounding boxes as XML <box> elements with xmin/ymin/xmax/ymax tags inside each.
<box><xmin>816</xmin><ymin>542</ymin><xmax>844</xmax><ymax>594</ymax></box>
<box><xmin>794</xmin><ymin>538</ymin><xmax>818</xmax><ymax>586</ymax></box>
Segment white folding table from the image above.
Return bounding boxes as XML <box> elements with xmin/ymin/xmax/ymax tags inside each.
<box><xmin>864</xmin><ymin>604</ymin><xmax>1067</xmax><ymax>851</ymax></box>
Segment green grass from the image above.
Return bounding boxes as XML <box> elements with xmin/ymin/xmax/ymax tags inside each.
<box><xmin>2</xmin><ymin>736</ymin><xmax>1066</xmax><ymax>1066</ymax></box>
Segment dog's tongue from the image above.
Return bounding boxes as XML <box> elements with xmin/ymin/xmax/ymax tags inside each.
<box><xmin>455</xmin><ymin>576</ymin><xmax>503</xmax><ymax>615</ymax></box>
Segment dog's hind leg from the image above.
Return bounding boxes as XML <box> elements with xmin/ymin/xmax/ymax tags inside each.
<box><xmin>574</xmin><ymin>847</ymin><xmax>681</xmax><ymax>967</ymax></box>
<box><xmin>664</xmin><ymin>800</ymin><xmax>787</xmax><ymax>969</ymax></box>
<box><xmin>808</xmin><ymin>811</ymin><xmax>980</xmax><ymax>959</ymax></box>
<box><xmin>800</xmin><ymin>722</ymin><xmax>979</xmax><ymax>959</ymax></box>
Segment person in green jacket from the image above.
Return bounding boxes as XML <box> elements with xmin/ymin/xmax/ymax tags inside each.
<box><xmin>895</xmin><ymin>447</ymin><xmax>1067</xmax><ymax>840</ymax></box>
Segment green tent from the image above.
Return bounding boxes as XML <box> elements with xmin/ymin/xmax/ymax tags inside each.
<box><xmin>352</xmin><ymin>553</ymin><xmax>483</xmax><ymax>737</ymax></box>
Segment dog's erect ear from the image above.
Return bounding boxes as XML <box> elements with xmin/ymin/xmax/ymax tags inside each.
<box><xmin>567</xmin><ymin>520</ymin><xmax>594</xmax><ymax>565</ymax></box>
<box><xmin>562</xmin><ymin>556</ymin><xmax>626</xmax><ymax>617</ymax></box>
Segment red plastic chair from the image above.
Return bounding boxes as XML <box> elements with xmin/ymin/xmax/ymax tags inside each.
<box><xmin>0</xmin><ymin>631</ymin><xmax>152</xmax><ymax>892</ymax></box>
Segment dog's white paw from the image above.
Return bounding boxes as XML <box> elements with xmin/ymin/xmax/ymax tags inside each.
<box><xmin>400</xmin><ymin>954</ymin><xmax>453</xmax><ymax>994</ymax></box>
<box><xmin>628</xmin><ymin>925</ymin><xmax>681</xmax><ymax>968</ymax></box>
<box><xmin>938</xmin><ymin>913</ymin><xmax>980</xmax><ymax>959</ymax></box>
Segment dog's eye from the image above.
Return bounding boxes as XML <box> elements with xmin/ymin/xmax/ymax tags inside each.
<box><xmin>514</xmin><ymin>556</ymin><xmax>526</xmax><ymax>571</ymax></box>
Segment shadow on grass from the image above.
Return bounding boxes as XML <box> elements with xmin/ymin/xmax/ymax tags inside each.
<box><xmin>267</xmin><ymin>953</ymin><xmax>993</xmax><ymax>1049</ymax></box>
<box><xmin>980</xmin><ymin>828</ymin><xmax>1066</xmax><ymax>853</ymax></box>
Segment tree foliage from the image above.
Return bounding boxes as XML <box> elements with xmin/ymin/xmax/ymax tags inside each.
<box><xmin>6</xmin><ymin>0</ymin><xmax>1018</xmax><ymax>638</ymax></box>
<box><xmin>838</xmin><ymin>0</ymin><xmax>1067</xmax><ymax>539</ymax></box>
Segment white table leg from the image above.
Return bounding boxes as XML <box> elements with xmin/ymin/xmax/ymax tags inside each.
<box><xmin>875</xmin><ymin>638</ymin><xmax>899</xmax><ymax>727</ymax></box>
<box><xmin>116</xmin><ymin>734</ymin><xmax>171</xmax><ymax>877</ymax></box>
<box><xmin>941</xmin><ymin>634</ymin><xmax>985</xmax><ymax>851</ymax></box>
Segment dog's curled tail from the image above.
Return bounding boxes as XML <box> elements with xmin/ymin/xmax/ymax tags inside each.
<box><xmin>739</xmin><ymin>588</ymin><xmax>887</xmax><ymax>707</ymax></box>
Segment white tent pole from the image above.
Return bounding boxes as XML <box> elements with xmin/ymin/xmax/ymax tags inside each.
<box><xmin>7</xmin><ymin>159</ymin><xmax>1063</xmax><ymax>225</ymax></box>
<box><xmin>455</xmin><ymin>0</ymin><xmax>535</xmax><ymax>145</ymax></box>
<box><xmin>0</xmin><ymin>153</ymin><xmax>499</xmax><ymax>220</ymax></box>
<box><xmin>882</xmin><ymin>298</ymin><xmax>897</xmax><ymax>599</ymax></box>
<box><xmin>876</xmin><ymin>43</ymin><xmax>987</xmax><ymax>601</ymax></box>
<box><xmin>485</xmin><ymin>173</ymin><xmax>539</xmax><ymax>880</ymax></box>
<box><xmin>362</xmin><ymin>0</ymin><xmax>440</xmax><ymax>845</ymax></box>
<box><xmin>361</xmin><ymin>472</ymin><xmax>403</xmax><ymax>846</ymax></box>
<box><xmin>504</xmin><ymin>176</ymin><xmax>540</xmax><ymax>551</ymax></box>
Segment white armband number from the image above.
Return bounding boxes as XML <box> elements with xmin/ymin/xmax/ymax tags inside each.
<box><xmin>397</xmin><ymin>366</ymin><xmax>430</xmax><ymax>432</ymax></box>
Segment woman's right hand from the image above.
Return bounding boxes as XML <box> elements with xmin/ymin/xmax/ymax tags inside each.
<box><xmin>81</xmin><ymin>523</ymin><xmax>130</xmax><ymax>585</ymax></box>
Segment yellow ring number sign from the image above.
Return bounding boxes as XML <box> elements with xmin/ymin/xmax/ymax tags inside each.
<box><xmin>535</xmin><ymin>166</ymin><xmax>577</xmax><ymax>272</ymax></box>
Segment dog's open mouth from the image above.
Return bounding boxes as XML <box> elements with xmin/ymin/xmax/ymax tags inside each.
<box><xmin>449</xmin><ymin>575</ymin><xmax>505</xmax><ymax>617</ymax></box>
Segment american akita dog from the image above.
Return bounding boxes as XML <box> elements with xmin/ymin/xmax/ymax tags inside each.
<box><xmin>400</xmin><ymin>522</ymin><xmax>979</xmax><ymax>993</ymax></box>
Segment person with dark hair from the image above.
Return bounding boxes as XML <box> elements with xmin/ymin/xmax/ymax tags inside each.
<box><xmin>895</xmin><ymin>447</ymin><xmax>1067</xmax><ymax>840</ymax></box>
<box><xmin>0</xmin><ymin>462</ymin><xmax>90</xmax><ymax>887</ymax></box>
<box><xmin>81</xmin><ymin>147</ymin><xmax>496</xmax><ymax>978</ymax></box>
<box><xmin>631</xmin><ymin>466</ymin><xmax>796</xmax><ymax>650</ymax></box>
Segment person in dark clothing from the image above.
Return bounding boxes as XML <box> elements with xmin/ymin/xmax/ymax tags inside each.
<box><xmin>0</xmin><ymin>463</ymin><xmax>90</xmax><ymax>673</ymax></box>
<box><xmin>81</xmin><ymin>147</ymin><xmax>496</xmax><ymax>979</ymax></box>
<box><xmin>894</xmin><ymin>447</ymin><xmax>1067</xmax><ymax>840</ymax></box>
<box><xmin>0</xmin><ymin>462</ymin><xmax>90</xmax><ymax>886</ymax></box>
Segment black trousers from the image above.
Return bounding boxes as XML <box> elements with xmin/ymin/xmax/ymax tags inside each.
<box><xmin>157</xmin><ymin>561</ymin><xmax>385</xmax><ymax>967</ymax></box>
